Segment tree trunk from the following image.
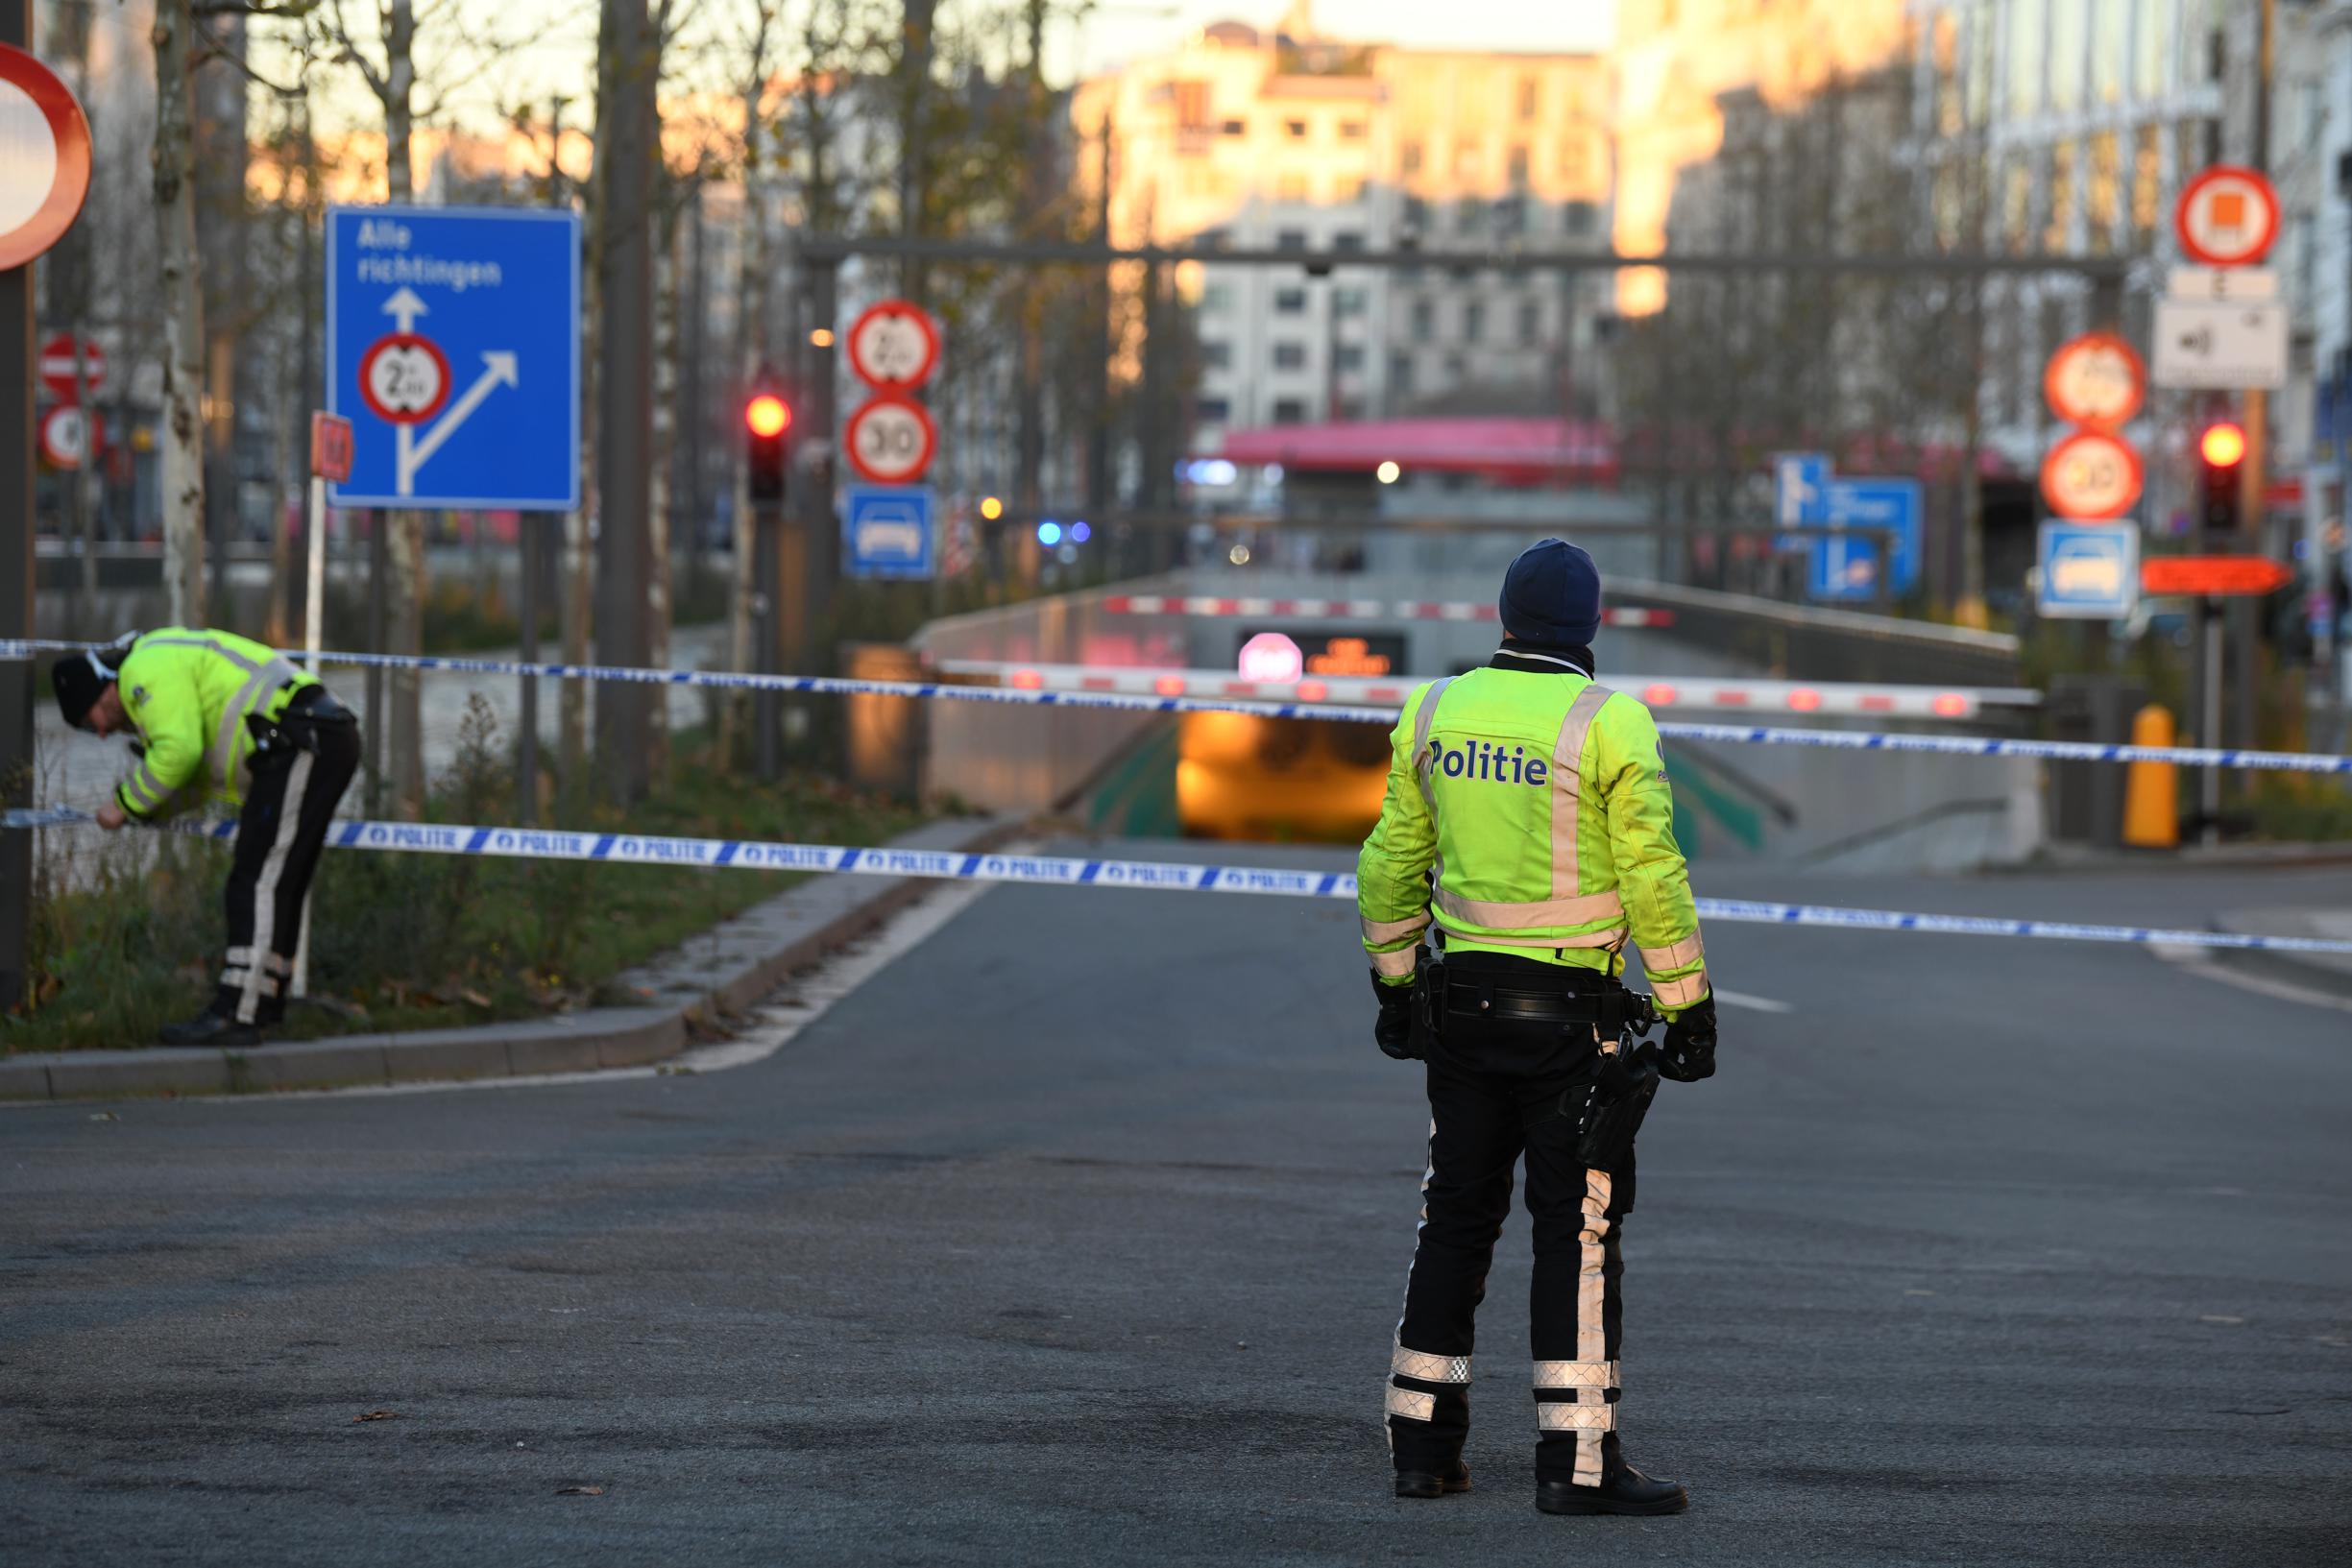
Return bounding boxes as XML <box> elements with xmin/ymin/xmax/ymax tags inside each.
<box><xmin>379</xmin><ymin>1</ymin><xmax>426</xmax><ymax>816</ymax></box>
<box><xmin>720</xmin><ymin>29</ymin><xmax>772</xmax><ymax>765</ymax></box>
<box><xmin>151</xmin><ymin>0</ymin><xmax>206</xmax><ymax>627</ymax></box>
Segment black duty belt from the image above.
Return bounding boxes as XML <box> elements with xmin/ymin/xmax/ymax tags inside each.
<box><xmin>1443</xmin><ymin>977</ymin><xmax>1637</xmax><ymax>1030</ymax></box>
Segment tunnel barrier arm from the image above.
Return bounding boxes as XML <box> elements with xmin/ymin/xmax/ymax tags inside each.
<box><xmin>10</xmin><ymin>808</ymin><xmax>2352</xmax><ymax>959</ymax></box>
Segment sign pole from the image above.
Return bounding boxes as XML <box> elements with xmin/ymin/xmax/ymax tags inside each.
<box><xmin>290</xmin><ymin>462</ymin><xmax>327</xmax><ymax>1001</ymax></box>
<box><xmin>2201</xmin><ymin>596</ymin><xmax>2223</xmax><ymax>847</ymax></box>
<box><xmin>0</xmin><ymin>2</ymin><xmax>35</xmax><ymax>1013</ymax></box>
<box><xmin>519</xmin><ymin>517</ymin><xmax>541</xmax><ymax>824</ymax></box>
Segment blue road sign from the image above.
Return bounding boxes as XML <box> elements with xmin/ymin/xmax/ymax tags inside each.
<box><xmin>327</xmin><ymin>205</ymin><xmax>580</xmax><ymax>510</ymax></box>
<box><xmin>2036</xmin><ymin>521</ymin><xmax>2139</xmax><ymax>619</ymax></box>
<box><xmin>1824</xmin><ymin>477</ymin><xmax>1922</xmax><ymax>595</ymax></box>
<box><xmin>1806</xmin><ymin>531</ymin><xmax>1882</xmax><ymax>602</ymax></box>
<box><xmin>844</xmin><ymin>485</ymin><xmax>936</xmax><ymax>579</ymax></box>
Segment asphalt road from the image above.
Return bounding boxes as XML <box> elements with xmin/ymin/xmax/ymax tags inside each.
<box><xmin>3</xmin><ymin>850</ymin><xmax>2349</xmax><ymax>1566</ymax></box>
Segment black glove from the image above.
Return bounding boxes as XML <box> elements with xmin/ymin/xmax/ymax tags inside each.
<box><xmin>1371</xmin><ymin>970</ymin><xmax>1418</xmax><ymax>1060</ymax></box>
<box><xmin>1658</xmin><ymin>996</ymin><xmax>1717</xmax><ymax>1082</ymax></box>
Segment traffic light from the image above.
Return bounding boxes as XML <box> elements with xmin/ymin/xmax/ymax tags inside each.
<box><xmin>745</xmin><ymin>388</ymin><xmax>791</xmax><ymax>502</ymax></box>
<box><xmin>2196</xmin><ymin>420</ymin><xmax>2244</xmax><ymax>534</ymax></box>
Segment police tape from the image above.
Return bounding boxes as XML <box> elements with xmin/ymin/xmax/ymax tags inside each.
<box><xmin>8</xmin><ymin>637</ymin><xmax>2348</xmax><ymax>777</ymax></box>
<box><xmin>11</xmin><ymin>805</ymin><xmax>2352</xmax><ymax>958</ymax></box>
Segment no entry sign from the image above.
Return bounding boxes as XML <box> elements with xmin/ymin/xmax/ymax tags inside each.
<box><xmin>36</xmin><ymin>332</ymin><xmax>104</xmax><ymax>398</ymax></box>
<box><xmin>0</xmin><ymin>44</ymin><xmax>91</xmax><ymax>271</ymax></box>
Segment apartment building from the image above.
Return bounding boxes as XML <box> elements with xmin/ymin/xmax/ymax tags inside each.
<box><xmin>1070</xmin><ymin>8</ymin><xmax>1612</xmax><ymax>454</ymax></box>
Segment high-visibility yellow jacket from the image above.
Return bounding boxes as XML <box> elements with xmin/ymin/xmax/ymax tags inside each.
<box><xmin>111</xmin><ymin>628</ymin><xmax>317</xmax><ymax>821</ymax></box>
<box><xmin>1357</xmin><ymin>651</ymin><xmax>1710</xmax><ymax>1015</ymax></box>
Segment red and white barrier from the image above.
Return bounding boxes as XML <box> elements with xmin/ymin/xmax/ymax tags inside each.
<box><xmin>1101</xmin><ymin>594</ymin><xmax>1676</xmax><ymax>629</ymax></box>
<box><xmin>930</xmin><ymin>660</ymin><xmax>2041</xmax><ymax>720</ymax></box>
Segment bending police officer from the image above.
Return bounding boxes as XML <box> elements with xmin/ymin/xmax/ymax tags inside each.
<box><xmin>53</xmin><ymin>629</ymin><xmax>362</xmax><ymax>1046</ymax></box>
<box><xmin>1356</xmin><ymin>540</ymin><xmax>1719</xmax><ymax>1515</ymax></box>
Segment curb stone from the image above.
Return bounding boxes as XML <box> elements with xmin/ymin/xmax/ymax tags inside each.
<box><xmin>0</xmin><ymin>812</ymin><xmax>1025</xmax><ymax>1102</ymax></box>
<box><xmin>2208</xmin><ymin>905</ymin><xmax>2352</xmax><ymax>1002</ymax></box>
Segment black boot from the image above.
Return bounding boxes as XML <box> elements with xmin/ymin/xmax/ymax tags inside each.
<box><xmin>158</xmin><ymin>1007</ymin><xmax>262</xmax><ymax>1049</ymax></box>
<box><xmin>1536</xmin><ymin>1464</ymin><xmax>1687</xmax><ymax>1516</ymax></box>
<box><xmin>1394</xmin><ymin>1460</ymin><xmax>1471</xmax><ymax>1499</ymax></box>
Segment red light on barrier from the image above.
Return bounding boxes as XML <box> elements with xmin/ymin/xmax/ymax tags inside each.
<box><xmin>1931</xmin><ymin>692</ymin><xmax>1971</xmax><ymax>717</ymax></box>
<box><xmin>1786</xmin><ymin>688</ymin><xmax>1823</xmax><ymax>712</ymax></box>
<box><xmin>1010</xmin><ymin>669</ymin><xmax>1044</xmax><ymax>691</ymax></box>
<box><xmin>745</xmin><ymin>393</ymin><xmax>791</xmax><ymax>438</ymax></box>
<box><xmin>1296</xmin><ymin>680</ymin><xmax>1329</xmax><ymax>702</ymax></box>
<box><xmin>1641</xmin><ymin>683</ymin><xmax>1678</xmax><ymax>706</ymax></box>
<box><xmin>1153</xmin><ymin>675</ymin><xmax>1187</xmax><ymax>697</ymax></box>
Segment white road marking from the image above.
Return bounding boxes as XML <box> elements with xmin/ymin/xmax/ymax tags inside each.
<box><xmin>2147</xmin><ymin>942</ymin><xmax>2352</xmax><ymax>1015</ymax></box>
<box><xmin>1713</xmin><ymin>988</ymin><xmax>1792</xmax><ymax>1015</ymax></box>
<box><xmin>11</xmin><ymin>878</ymin><xmax>999</xmax><ymax>1108</ymax></box>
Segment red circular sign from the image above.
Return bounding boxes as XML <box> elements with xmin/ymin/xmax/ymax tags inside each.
<box><xmin>357</xmin><ymin>332</ymin><xmax>452</xmax><ymax>425</ymax></box>
<box><xmin>38</xmin><ymin>403</ymin><xmax>99</xmax><ymax>469</ymax></box>
<box><xmin>2043</xmin><ymin>331</ymin><xmax>2145</xmax><ymax>430</ymax></box>
<box><xmin>0</xmin><ymin>45</ymin><xmax>91</xmax><ymax>272</ymax></box>
<box><xmin>843</xmin><ymin>394</ymin><xmax>937</xmax><ymax>484</ymax></box>
<box><xmin>2174</xmin><ymin>165</ymin><xmax>2279</xmax><ymax>268</ymax></box>
<box><xmin>38</xmin><ymin>332</ymin><xmax>106</xmax><ymax>398</ymax></box>
<box><xmin>2041</xmin><ymin>430</ymin><xmax>2144</xmax><ymax>520</ymax></box>
<box><xmin>846</xmin><ymin>300</ymin><xmax>941</xmax><ymax>391</ymax></box>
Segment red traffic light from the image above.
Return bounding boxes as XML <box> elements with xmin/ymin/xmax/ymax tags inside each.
<box><xmin>745</xmin><ymin>393</ymin><xmax>791</xmax><ymax>439</ymax></box>
<box><xmin>2198</xmin><ymin>422</ymin><xmax>2246</xmax><ymax>469</ymax></box>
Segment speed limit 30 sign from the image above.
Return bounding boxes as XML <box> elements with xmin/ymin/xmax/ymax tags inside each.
<box><xmin>2041</xmin><ymin>430</ymin><xmax>2143</xmax><ymax>520</ymax></box>
<box><xmin>844</xmin><ymin>394</ymin><xmax>937</xmax><ymax>485</ymax></box>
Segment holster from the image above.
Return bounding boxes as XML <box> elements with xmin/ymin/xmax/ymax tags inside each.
<box><xmin>1570</xmin><ymin>1044</ymin><xmax>1661</xmax><ymax>1173</ymax></box>
<box><xmin>1407</xmin><ymin>950</ymin><xmax>1448</xmax><ymax>1058</ymax></box>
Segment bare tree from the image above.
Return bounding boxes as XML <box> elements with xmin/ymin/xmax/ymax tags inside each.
<box><xmin>152</xmin><ymin>0</ymin><xmax>208</xmax><ymax>626</ymax></box>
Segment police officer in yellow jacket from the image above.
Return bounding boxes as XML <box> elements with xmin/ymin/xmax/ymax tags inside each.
<box><xmin>52</xmin><ymin>629</ymin><xmax>361</xmax><ymax>1046</ymax></box>
<box><xmin>1357</xmin><ymin>540</ymin><xmax>1717</xmax><ymax>1516</ymax></box>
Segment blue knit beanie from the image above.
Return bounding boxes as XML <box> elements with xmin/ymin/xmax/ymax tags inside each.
<box><xmin>1498</xmin><ymin>539</ymin><xmax>1602</xmax><ymax>648</ymax></box>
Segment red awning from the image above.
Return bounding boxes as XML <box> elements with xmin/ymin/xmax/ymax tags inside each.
<box><xmin>1218</xmin><ymin>417</ymin><xmax>1618</xmax><ymax>485</ymax></box>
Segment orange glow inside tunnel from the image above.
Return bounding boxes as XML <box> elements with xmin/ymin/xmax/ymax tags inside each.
<box><xmin>1176</xmin><ymin>712</ymin><xmax>1390</xmax><ymax>843</ymax></box>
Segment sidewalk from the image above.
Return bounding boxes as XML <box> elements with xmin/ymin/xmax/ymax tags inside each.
<box><xmin>2211</xmin><ymin>905</ymin><xmax>2352</xmax><ymax>1000</ymax></box>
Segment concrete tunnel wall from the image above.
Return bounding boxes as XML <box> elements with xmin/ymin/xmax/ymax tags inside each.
<box><xmin>909</xmin><ymin>566</ymin><xmax>2044</xmax><ymax>872</ymax></box>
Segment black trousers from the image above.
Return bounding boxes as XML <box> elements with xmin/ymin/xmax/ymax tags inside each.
<box><xmin>213</xmin><ymin>689</ymin><xmax>362</xmax><ymax>1025</ymax></box>
<box><xmin>1386</xmin><ymin>955</ymin><xmax>1634</xmax><ymax>1487</ymax></box>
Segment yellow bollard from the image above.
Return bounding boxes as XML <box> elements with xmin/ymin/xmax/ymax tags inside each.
<box><xmin>2122</xmin><ymin>704</ymin><xmax>2180</xmax><ymax>849</ymax></box>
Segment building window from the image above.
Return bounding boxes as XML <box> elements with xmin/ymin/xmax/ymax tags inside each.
<box><xmin>2132</xmin><ymin>0</ymin><xmax>2170</xmax><ymax>100</ymax></box>
<box><xmin>1333</xmin><ymin>285</ymin><xmax>1368</xmax><ymax>316</ymax></box>
<box><xmin>1454</xmin><ymin>141</ymin><xmax>1480</xmax><ymax>179</ymax></box>
<box><xmin>2000</xmin><ymin>154</ymin><xmax>2031</xmax><ymax>251</ymax></box>
<box><xmin>1563</xmin><ymin>201</ymin><xmax>1598</xmax><ymax>238</ymax></box>
<box><xmin>1495</xmin><ymin>196</ymin><xmax>1526</xmax><ymax>238</ymax></box>
<box><xmin>1273</xmin><ymin>398</ymin><xmax>1308</xmax><ymax>424</ymax></box>
<box><xmin>1402</xmin><ymin>195</ymin><xmax>1429</xmax><ymax>229</ymax></box>
<box><xmin>2091</xmin><ymin>0</ymin><xmax>2124</xmax><ymax>103</ymax></box>
<box><xmin>1273</xmin><ymin>286</ymin><xmax>1307</xmax><ymax>314</ymax></box>
<box><xmin>1517</xmin><ymin>75</ymin><xmax>1540</xmax><ymax>120</ymax></box>
<box><xmin>1175</xmin><ymin>80</ymin><xmax>1211</xmax><ymax>130</ymax></box>
<box><xmin>1285</xmin><ymin>117</ymin><xmax>1309</xmax><ymax>139</ymax></box>
<box><xmin>1276</xmin><ymin>172</ymin><xmax>1311</xmax><ymax>203</ymax></box>
<box><xmin>1338</xmin><ymin>177</ymin><xmax>1369</xmax><ymax>205</ymax></box>
<box><xmin>1200</xmin><ymin>339</ymin><xmax>1232</xmax><ymax>369</ymax></box>
<box><xmin>1200</xmin><ymin>228</ymin><xmax>1232</xmax><ymax>250</ymax></box>
<box><xmin>1335</xmin><ymin>344</ymin><xmax>1365</xmax><ymax>372</ymax></box>
<box><xmin>1411</xmin><ymin>298</ymin><xmax>1435</xmax><ymax>337</ymax></box>
<box><xmin>1197</xmin><ymin>396</ymin><xmax>1230</xmax><ymax>422</ymax></box>
<box><xmin>1333</xmin><ymin>230</ymin><xmax>1366</xmax><ymax>252</ymax></box>
<box><xmin>1273</xmin><ymin>342</ymin><xmax>1308</xmax><ymax>370</ymax></box>
<box><xmin>1200</xmin><ymin>282</ymin><xmax>1234</xmax><ymax>313</ymax></box>
<box><xmin>2130</xmin><ymin>124</ymin><xmax>2160</xmax><ymax>241</ymax></box>
<box><xmin>1401</xmin><ymin>139</ymin><xmax>1422</xmax><ymax>175</ymax></box>
<box><xmin>2086</xmin><ymin>131</ymin><xmax>2121</xmax><ymax>251</ymax></box>
<box><xmin>1560</xmin><ymin>134</ymin><xmax>1588</xmax><ymax>184</ymax></box>
<box><xmin>1464</xmin><ymin>302</ymin><xmax>1485</xmax><ymax>342</ymax></box>
<box><xmin>1454</xmin><ymin>196</ymin><xmax>1484</xmax><ymax>233</ymax></box>
<box><xmin>2049</xmin><ymin>0</ymin><xmax>2086</xmax><ymax>110</ymax></box>
<box><xmin>2005</xmin><ymin>0</ymin><xmax>2047</xmax><ymax>118</ymax></box>
<box><xmin>1276</xmin><ymin>229</ymin><xmax>1308</xmax><ymax>251</ymax></box>
<box><xmin>1509</xmin><ymin>144</ymin><xmax>1530</xmax><ymax>188</ymax></box>
<box><xmin>1339</xmin><ymin>119</ymin><xmax>1368</xmax><ymax>141</ymax></box>
<box><xmin>2046</xmin><ymin>139</ymin><xmax>2075</xmax><ymax>252</ymax></box>
<box><xmin>1517</xmin><ymin>299</ymin><xmax>1541</xmax><ymax>342</ymax></box>
<box><xmin>1390</xmin><ymin>350</ymin><xmax>1416</xmax><ymax>393</ymax></box>
<box><xmin>1222</xmin><ymin>117</ymin><xmax>1247</xmax><ymax>136</ymax></box>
